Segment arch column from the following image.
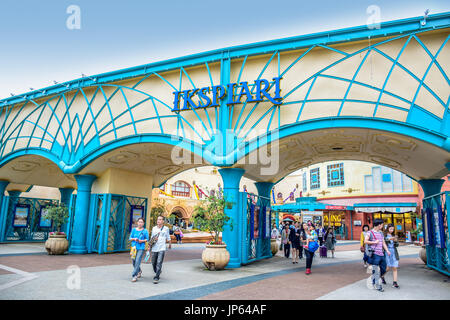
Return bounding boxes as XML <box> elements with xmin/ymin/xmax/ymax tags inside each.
<box><xmin>255</xmin><ymin>181</ymin><xmax>277</xmax><ymax>226</ymax></box>
<box><xmin>59</xmin><ymin>188</ymin><xmax>74</xmax><ymax>206</ymax></box>
<box><xmin>219</xmin><ymin>168</ymin><xmax>245</xmax><ymax>268</ymax></box>
<box><xmin>418</xmin><ymin>179</ymin><xmax>445</xmax><ymax>198</ymax></box>
<box><xmin>69</xmin><ymin>175</ymin><xmax>96</xmax><ymax>254</ymax></box>
<box><xmin>0</xmin><ymin>181</ymin><xmax>9</xmax><ymax>242</ymax></box>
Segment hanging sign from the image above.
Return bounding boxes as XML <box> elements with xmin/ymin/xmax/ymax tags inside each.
<box><xmin>129</xmin><ymin>205</ymin><xmax>145</xmax><ymax>231</ymax></box>
<box><xmin>39</xmin><ymin>207</ymin><xmax>52</xmax><ymax>228</ymax></box>
<box><xmin>13</xmin><ymin>204</ymin><xmax>30</xmax><ymax>228</ymax></box>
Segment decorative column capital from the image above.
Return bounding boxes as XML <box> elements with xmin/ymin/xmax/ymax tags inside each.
<box><xmin>74</xmin><ymin>174</ymin><xmax>97</xmax><ymax>192</ymax></box>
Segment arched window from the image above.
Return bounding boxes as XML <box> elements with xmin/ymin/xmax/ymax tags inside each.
<box><xmin>171</xmin><ymin>181</ymin><xmax>190</xmax><ymax>197</ymax></box>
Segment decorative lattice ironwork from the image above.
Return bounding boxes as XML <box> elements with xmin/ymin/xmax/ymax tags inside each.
<box><xmin>4</xmin><ymin>196</ymin><xmax>59</xmax><ymax>242</ymax></box>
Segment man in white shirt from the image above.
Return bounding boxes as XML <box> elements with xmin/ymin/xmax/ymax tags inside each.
<box><xmin>150</xmin><ymin>215</ymin><xmax>172</xmax><ymax>283</ymax></box>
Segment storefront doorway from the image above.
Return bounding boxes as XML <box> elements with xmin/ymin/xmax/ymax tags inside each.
<box><xmin>372</xmin><ymin>212</ymin><xmax>415</xmax><ymax>240</ymax></box>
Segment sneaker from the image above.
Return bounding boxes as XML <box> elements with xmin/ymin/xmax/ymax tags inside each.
<box><xmin>305</xmin><ymin>268</ymin><xmax>311</xmax><ymax>275</ymax></box>
<box><xmin>381</xmin><ymin>277</ymin><xmax>386</xmax><ymax>285</ymax></box>
<box><xmin>392</xmin><ymin>282</ymin><xmax>400</xmax><ymax>289</ymax></box>
<box><xmin>376</xmin><ymin>286</ymin><xmax>384</xmax><ymax>292</ymax></box>
<box><xmin>131</xmin><ymin>277</ymin><xmax>137</xmax><ymax>282</ymax></box>
<box><xmin>137</xmin><ymin>271</ymin><xmax>142</xmax><ymax>278</ymax></box>
<box><xmin>153</xmin><ymin>277</ymin><xmax>159</xmax><ymax>284</ymax></box>
<box><xmin>364</xmin><ymin>263</ymin><xmax>368</xmax><ymax>268</ymax></box>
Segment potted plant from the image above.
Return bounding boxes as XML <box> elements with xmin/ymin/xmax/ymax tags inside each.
<box><xmin>44</xmin><ymin>203</ymin><xmax>70</xmax><ymax>255</ymax></box>
<box><xmin>192</xmin><ymin>190</ymin><xmax>233</xmax><ymax>270</ymax></box>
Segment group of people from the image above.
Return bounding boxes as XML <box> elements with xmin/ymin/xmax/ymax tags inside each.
<box><xmin>129</xmin><ymin>215</ymin><xmax>172</xmax><ymax>283</ymax></box>
<box><xmin>360</xmin><ymin>219</ymin><xmax>400</xmax><ymax>292</ymax></box>
<box><xmin>272</xmin><ymin>221</ymin><xmax>336</xmax><ymax>275</ymax></box>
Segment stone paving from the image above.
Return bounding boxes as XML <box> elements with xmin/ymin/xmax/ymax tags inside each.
<box><xmin>0</xmin><ymin>241</ymin><xmax>448</xmax><ymax>300</ymax></box>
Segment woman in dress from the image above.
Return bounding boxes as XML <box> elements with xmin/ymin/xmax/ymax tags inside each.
<box><xmin>289</xmin><ymin>221</ymin><xmax>302</xmax><ymax>264</ymax></box>
<box><xmin>384</xmin><ymin>223</ymin><xmax>400</xmax><ymax>288</ymax></box>
<box><xmin>324</xmin><ymin>227</ymin><xmax>336</xmax><ymax>258</ymax></box>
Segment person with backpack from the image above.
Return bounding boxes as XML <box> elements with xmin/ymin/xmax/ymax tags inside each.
<box><xmin>149</xmin><ymin>215</ymin><xmax>172</xmax><ymax>284</ymax></box>
<box><xmin>365</xmin><ymin>218</ymin><xmax>391</xmax><ymax>292</ymax></box>
<box><xmin>384</xmin><ymin>223</ymin><xmax>400</xmax><ymax>288</ymax></box>
<box><xmin>303</xmin><ymin>222</ymin><xmax>319</xmax><ymax>275</ymax></box>
<box><xmin>317</xmin><ymin>224</ymin><xmax>325</xmax><ymax>246</ymax></box>
<box><xmin>324</xmin><ymin>227</ymin><xmax>336</xmax><ymax>258</ymax></box>
<box><xmin>129</xmin><ymin>217</ymin><xmax>149</xmax><ymax>282</ymax></box>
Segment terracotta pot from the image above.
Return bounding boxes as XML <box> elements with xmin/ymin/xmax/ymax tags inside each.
<box><xmin>271</xmin><ymin>239</ymin><xmax>279</xmax><ymax>256</ymax></box>
<box><xmin>419</xmin><ymin>246</ymin><xmax>427</xmax><ymax>264</ymax></box>
<box><xmin>202</xmin><ymin>244</ymin><xmax>230</xmax><ymax>270</ymax></box>
<box><xmin>45</xmin><ymin>234</ymin><xmax>69</xmax><ymax>255</ymax></box>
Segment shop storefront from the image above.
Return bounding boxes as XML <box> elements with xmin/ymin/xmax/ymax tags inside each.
<box><xmin>354</xmin><ymin>203</ymin><xmax>417</xmax><ymax>241</ymax></box>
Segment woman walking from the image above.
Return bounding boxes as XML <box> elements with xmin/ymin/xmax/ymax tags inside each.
<box><xmin>129</xmin><ymin>218</ymin><xmax>149</xmax><ymax>282</ymax></box>
<box><xmin>289</xmin><ymin>221</ymin><xmax>302</xmax><ymax>264</ymax></box>
<box><xmin>384</xmin><ymin>224</ymin><xmax>400</xmax><ymax>288</ymax></box>
<box><xmin>303</xmin><ymin>222</ymin><xmax>319</xmax><ymax>275</ymax></box>
<box><xmin>173</xmin><ymin>223</ymin><xmax>182</xmax><ymax>244</ymax></box>
<box><xmin>324</xmin><ymin>227</ymin><xmax>336</xmax><ymax>258</ymax></box>
<box><xmin>360</xmin><ymin>224</ymin><xmax>370</xmax><ymax>268</ymax></box>
<box><xmin>281</xmin><ymin>225</ymin><xmax>291</xmax><ymax>258</ymax></box>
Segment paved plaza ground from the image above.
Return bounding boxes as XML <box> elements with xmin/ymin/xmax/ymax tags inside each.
<box><xmin>0</xmin><ymin>241</ymin><xmax>448</xmax><ymax>300</ymax></box>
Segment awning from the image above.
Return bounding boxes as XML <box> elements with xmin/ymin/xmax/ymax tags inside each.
<box><xmin>354</xmin><ymin>202</ymin><xmax>417</xmax><ymax>213</ymax></box>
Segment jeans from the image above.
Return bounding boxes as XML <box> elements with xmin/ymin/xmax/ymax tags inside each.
<box><xmin>175</xmin><ymin>234</ymin><xmax>182</xmax><ymax>242</ymax></box>
<box><xmin>305</xmin><ymin>249</ymin><xmax>314</xmax><ymax>269</ymax></box>
<box><xmin>318</xmin><ymin>237</ymin><xmax>323</xmax><ymax>246</ymax></box>
<box><xmin>299</xmin><ymin>246</ymin><xmax>303</xmax><ymax>259</ymax></box>
<box><xmin>284</xmin><ymin>243</ymin><xmax>291</xmax><ymax>258</ymax></box>
<box><xmin>369</xmin><ymin>254</ymin><xmax>386</xmax><ymax>287</ymax></box>
<box><xmin>363</xmin><ymin>252</ymin><xmax>369</xmax><ymax>263</ymax></box>
<box><xmin>132</xmin><ymin>249</ymin><xmax>145</xmax><ymax>278</ymax></box>
<box><xmin>151</xmin><ymin>250</ymin><xmax>166</xmax><ymax>279</ymax></box>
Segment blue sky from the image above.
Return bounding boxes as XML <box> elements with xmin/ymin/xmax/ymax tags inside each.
<box><xmin>0</xmin><ymin>0</ymin><xmax>449</xmax><ymax>99</ymax></box>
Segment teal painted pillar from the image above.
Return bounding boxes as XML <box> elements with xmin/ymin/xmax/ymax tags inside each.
<box><xmin>219</xmin><ymin>168</ymin><xmax>245</xmax><ymax>268</ymax></box>
<box><xmin>255</xmin><ymin>181</ymin><xmax>275</xmax><ymax>258</ymax></box>
<box><xmin>69</xmin><ymin>175</ymin><xmax>96</xmax><ymax>254</ymax></box>
<box><xmin>8</xmin><ymin>190</ymin><xmax>22</xmax><ymax>198</ymax></box>
<box><xmin>419</xmin><ymin>179</ymin><xmax>445</xmax><ymax>197</ymax></box>
<box><xmin>0</xmin><ymin>181</ymin><xmax>9</xmax><ymax>242</ymax></box>
<box><xmin>255</xmin><ymin>181</ymin><xmax>276</xmax><ymax>225</ymax></box>
<box><xmin>59</xmin><ymin>188</ymin><xmax>74</xmax><ymax>234</ymax></box>
<box><xmin>59</xmin><ymin>188</ymin><xmax>74</xmax><ymax>206</ymax></box>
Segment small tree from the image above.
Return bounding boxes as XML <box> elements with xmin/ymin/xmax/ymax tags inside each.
<box><xmin>192</xmin><ymin>190</ymin><xmax>233</xmax><ymax>245</ymax></box>
<box><xmin>44</xmin><ymin>203</ymin><xmax>69</xmax><ymax>234</ymax></box>
<box><xmin>150</xmin><ymin>200</ymin><xmax>166</xmax><ymax>228</ymax></box>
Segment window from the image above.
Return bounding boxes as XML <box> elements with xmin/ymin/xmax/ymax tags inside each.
<box><xmin>364</xmin><ymin>166</ymin><xmax>414</xmax><ymax>193</ymax></box>
<box><xmin>327</xmin><ymin>163</ymin><xmax>344</xmax><ymax>187</ymax></box>
<box><xmin>171</xmin><ymin>181</ymin><xmax>190</xmax><ymax>197</ymax></box>
<box><xmin>310</xmin><ymin>168</ymin><xmax>320</xmax><ymax>189</ymax></box>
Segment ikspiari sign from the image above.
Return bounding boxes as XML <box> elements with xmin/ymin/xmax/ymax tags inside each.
<box><xmin>172</xmin><ymin>77</ymin><xmax>282</xmax><ymax>111</ymax></box>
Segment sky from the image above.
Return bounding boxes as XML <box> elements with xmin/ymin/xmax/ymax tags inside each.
<box><xmin>0</xmin><ymin>0</ymin><xmax>449</xmax><ymax>99</ymax></box>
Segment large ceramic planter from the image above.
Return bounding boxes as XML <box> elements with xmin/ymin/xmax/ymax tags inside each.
<box><xmin>271</xmin><ymin>239</ymin><xmax>279</xmax><ymax>256</ymax></box>
<box><xmin>419</xmin><ymin>246</ymin><xmax>427</xmax><ymax>264</ymax></box>
<box><xmin>45</xmin><ymin>234</ymin><xmax>69</xmax><ymax>255</ymax></box>
<box><xmin>202</xmin><ymin>244</ymin><xmax>230</xmax><ymax>271</ymax></box>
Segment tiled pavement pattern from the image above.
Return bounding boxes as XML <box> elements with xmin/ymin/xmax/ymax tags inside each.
<box><xmin>0</xmin><ymin>242</ymin><xmax>448</xmax><ymax>300</ymax></box>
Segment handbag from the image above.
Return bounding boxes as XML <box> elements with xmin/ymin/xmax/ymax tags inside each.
<box><xmin>366</xmin><ymin>231</ymin><xmax>376</xmax><ymax>258</ymax></box>
<box><xmin>308</xmin><ymin>241</ymin><xmax>319</xmax><ymax>252</ymax></box>
<box><xmin>179</xmin><ymin>230</ymin><xmax>184</xmax><ymax>238</ymax></box>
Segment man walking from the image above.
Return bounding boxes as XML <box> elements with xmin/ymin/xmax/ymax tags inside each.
<box><xmin>150</xmin><ymin>215</ymin><xmax>172</xmax><ymax>284</ymax></box>
<box><xmin>364</xmin><ymin>218</ymin><xmax>390</xmax><ymax>292</ymax></box>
